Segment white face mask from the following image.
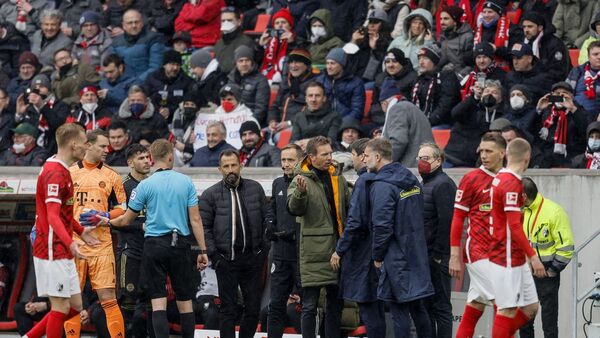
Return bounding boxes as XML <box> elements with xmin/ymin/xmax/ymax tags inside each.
<box><xmin>12</xmin><ymin>142</ymin><xmax>26</xmax><ymax>154</ymax></box>
<box><xmin>82</xmin><ymin>102</ymin><xmax>98</xmax><ymax>112</ymax></box>
<box><xmin>510</xmin><ymin>96</ymin><xmax>525</xmax><ymax>110</ymax></box>
<box><xmin>311</xmin><ymin>26</ymin><xmax>326</xmax><ymax>38</ymax></box>
<box><xmin>221</xmin><ymin>21</ymin><xmax>236</xmax><ymax>34</ymax></box>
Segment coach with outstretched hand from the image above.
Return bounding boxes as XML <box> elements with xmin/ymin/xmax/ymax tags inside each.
<box><xmin>89</xmin><ymin>139</ymin><xmax>208</xmax><ymax>338</ymax></box>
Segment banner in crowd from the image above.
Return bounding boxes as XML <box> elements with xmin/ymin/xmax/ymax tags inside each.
<box><xmin>193</xmin><ymin>111</ymin><xmax>254</xmax><ymax>150</ymax></box>
<box><xmin>194</xmin><ymin>330</ymin><xmax>357</xmax><ymax>338</ymax></box>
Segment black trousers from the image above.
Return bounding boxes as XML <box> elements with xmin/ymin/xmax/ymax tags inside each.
<box><xmin>519</xmin><ymin>274</ymin><xmax>560</xmax><ymax>338</ymax></box>
<box><xmin>13</xmin><ymin>301</ymin><xmax>47</xmax><ymax>336</ymax></box>
<box><xmin>301</xmin><ymin>284</ymin><xmax>344</xmax><ymax>338</ymax></box>
<box><xmin>215</xmin><ymin>251</ymin><xmax>265</xmax><ymax>338</ymax></box>
<box><xmin>268</xmin><ymin>259</ymin><xmax>298</xmax><ymax>338</ymax></box>
<box><xmin>425</xmin><ymin>258</ymin><xmax>453</xmax><ymax>338</ymax></box>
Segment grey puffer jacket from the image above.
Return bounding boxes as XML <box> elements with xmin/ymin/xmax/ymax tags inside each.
<box><xmin>227</xmin><ymin>65</ymin><xmax>270</xmax><ymax>126</ymax></box>
<box><xmin>58</xmin><ymin>0</ymin><xmax>103</xmax><ymax>38</ymax></box>
<box><xmin>30</xmin><ymin>31</ymin><xmax>73</xmax><ymax>67</ymax></box>
<box><xmin>440</xmin><ymin>23</ymin><xmax>474</xmax><ymax>77</ymax></box>
<box><xmin>72</xmin><ymin>29</ymin><xmax>113</xmax><ymax>68</ymax></box>
<box><xmin>0</xmin><ymin>0</ymin><xmax>47</xmax><ymax>38</ymax></box>
<box><xmin>241</xmin><ymin>142</ymin><xmax>281</xmax><ymax>168</ymax></box>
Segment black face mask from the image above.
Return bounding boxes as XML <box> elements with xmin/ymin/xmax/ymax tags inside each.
<box><xmin>182</xmin><ymin>107</ymin><xmax>196</xmax><ymax>125</ymax></box>
<box><xmin>481</xmin><ymin>94</ymin><xmax>497</xmax><ymax>108</ymax></box>
<box><xmin>58</xmin><ymin>62</ymin><xmax>72</xmax><ymax>77</ymax></box>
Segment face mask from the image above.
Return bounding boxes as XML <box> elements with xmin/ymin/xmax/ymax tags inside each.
<box><xmin>483</xmin><ymin>18</ymin><xmax>498</xmax><ymax>28</ymax></box>
<box><xmin>183</xmin><ymin>107</ymin><xmax>197</xmax><ymax>117</ymax></box>
<box><xmin>510</xmin><ymin>96</ymin><xmax>525</xmax><ymax>110</ymax></box>
<box><xmin>481</xmin><ymin>94</ymin><xmax>497</xmax><ymax>108</ymax></box>
<box><xmin>221</xmin><ymin>100</ymin><xmax>236</xmax><ymax>113</ymax></box>
<box><xmin>82</xmin><ymin>102</ymin><xmax>97</xmax><ymax>112</ymax></box>
<box><xmin>224</xmin><ymin>173</ymin><xmax>239</xmax><ymax>187</ymax></box>
<box><xmin>58</xmin><ymin>62</ymin><xmax>72</xmax><ymax>77</ymax></box>
<box><xmin>221</xmin><ymin>21</ymin><xmax>236</xmax><ymax>34</ymax></box>
<box><xmin>311</xmin><ymin>26</ymin><xmax>326</xmax><ymax>38</ymax></box>
<box><xmin>589</xmin><ymin>138</ymin><xmax>600</xmax><ymax>152</ymax></box>
<box><xmin>130</xmin><ymin>103</ymin><xmax>145</xmax><ymax>117</ymax></box>
<box><xmin>417</xmin><ymin>159</ymin><xmax>432</xmax><ymax>175</ymax></box>
<box><xmin>12</xmin><ymin>142</ymin><xmax>26</xmax><ymax>154</ymax></box>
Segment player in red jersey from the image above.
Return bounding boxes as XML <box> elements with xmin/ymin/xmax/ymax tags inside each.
<box><xmin>449</xmin><ymin>132</ymin><xmax>506</xmax><ymax>338</ymax></box>
<box><xmin>25</xmin><ymin>123</ymin><xmax>99</xmax><ymax>338</ymax></box>
<box><xmin>489</xmin><ymin>138</ymin><xmax>545</xmax><ymax>338</ymax></box>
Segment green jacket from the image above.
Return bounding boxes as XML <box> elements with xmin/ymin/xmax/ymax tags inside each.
<box><xmin>553</xmin><ymin>0</ymin><xmax>597</xmax><ymax>48</ymax></box>
<box><xmin>287</xmin><ymin>156</ymin><xmax>351</xmax><ymax>287</ymax></box>
<box><xmin>51</xmin><ymin>62</ymin><xmax>101</xmax><ymax>107</ymax></box>
<box><xmin>307</xmin><ymin>9</ymin><xmax>344</xmax><ymax>65</ymax></box>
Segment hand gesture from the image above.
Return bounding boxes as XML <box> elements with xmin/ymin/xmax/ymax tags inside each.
<box><xmin>530</xmin><ymin>256</ymin><xmax>546</xmax><ymax>278</ymax></box>
<box><xmin>17</xmin><ymin>0</ymin><xmax>33</xmax><ymax>13</ymax></box>
<box><xmin>330</xmin><ymin>252</ymin><xmax>341</xmax><ymax>271</ymax></box>
<box><xmin>537</xmin><ymin>94</ymin><xmax>550</xmax><ymax>112</ymax></box>
<box><xmin>79</xmin><ymin>210</ymin><xmax>109</xmax><ymax>227</ymax></box>
<box><xmin>448</xmin><ymin>254</ymin><xmax>463</xmax><ymax>278</ymax></box>
<box><xmin>70</xmin><ymin>241</ymin><xmax>85</xmax><ymax>259</ymax></box>
<box><xmin>351</xmin><ymin>29</ymin><xmax>365</xmax><ymax>44</ymax></box>
<box><xmin>562</xmin><ymin>95</ymin><xmax>576</xmax><ymax>112</ymax></box>
<box><xmin>197</xmin><ymin>253</ymin><xmax>209</xmax><ymax>271</ymax></box>
<box><xmin>471</xmin><ymin>82</ymin><xmax>484</xmax><ymax>100</ymax></box>
<box><xmin>97</xmin><ymin>89</ymin><xmax>108</xmax><ymax>99</ymax></box>
<box><xmin>81</xmin><ymin>227</ymin><xmax>100</xmax><ymax>246</ymax></box>
<box><xmin>295</xmin><ymin>175</ymin><xmax>307</xmax><ymax>193</ymax></box>
<box><xmin>259</xmin><ymin>31</ymin><xmax>271</xmax><ymax>46</ymax></box>
<box><xmin>80</xmin><ymin>310</ymin><xmax>90</xmax><ymax>325</ymax></box>
<box><xmin>280</xmin><ymin>30</ymin><xmax>294</xmax><ymax>42</ymax></box>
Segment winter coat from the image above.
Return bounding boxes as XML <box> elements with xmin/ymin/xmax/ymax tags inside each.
<box><xmin>116</xmin><ymin>99</ymin><xmax>169</xmax><ymax>143</ymax></box>
<box><xmin>412</xmin><ymin>69</ymin><xmax>461</xmax><ymax>127</ymax></box>
<box><xmin>567</xmin><ymin>62</ymin><xmax>600</xmax><ymax>120</ymax></box>
<box><xmin>0</xmin><ymin>0</ymin><xmax>47</xmax><ymax>38</ymax></box>
<box><xmin>351</xmin><ymin>32</ymin><xmax>393</xmax><ymax>83</ymax></box>
<box><xmin>106</xmin><ymin>147</ymin><xmax>128</xmax><ymax>167</ymax></box>
<box><xmin>143</xmin><ymin>68</ymin><xmax>194</xmax><ymax>123</ymax></box>
<box><xmin>524</xmin><ymin>24</ymin><xmax>571</xmax><ymax>85</ymax></box>
<box><xmin>368</xmin><ymin>162</ymin><xmax>434</xmax><ymax>303</ymax></box>
<box><xmin>7</xmin><ymin>76</ymin><xmax>32</xmax><ymax>102</ymax></box>
<box><xmin>51</xmin><ymin>62</ymin><xmax>101</xmax><ymax>107</ymax></box>
<box><xmin>227</xmin><ymin>66</ymin><xmax>270</xmax><ymax>125</ymax></box>
<box><xmin>440</xmin><ymin>23</ymin><xmax>474</xmax><ymax>77</ymax></box>
<box><xmin>30</xmin><ymin>31</ymin><xmax>73</xmax><ymax>67</ymax></box>
<box><xmin>190</xmin><ymin>140</ymin><xmax>236</xmax><ymax>167</ymax></box>
<box><xmin>147</xmin><ymin>0</ymin><xmax>185</xmax><ymax>39</ymax></box>
<box><xmin>421</xmin><ymin>167</ymin><xmax>456</xmax><ymax>260</ymax></box>
<box><xmin>71</xmin><ymin>29</ymin><xmax>113</xmax><ymax>69</ymax></box>
<box><xmin>104</xmin><ymin>0</ymin><xmax>151</xmax><ymax>28</ymax></box>
<box><xmin>20</xmin><ymin>96</ymin><xmax>70</xmax><ymax>155</ymax></box>
<box><xmin>110</xmin><ymin>28</ymin><xmax>165</xmax><ymax>82</ymax></box>
<box><xmin>65</xmin><ymin>105</ymin><xmax>113</xmax><ymax>131</ymax></box>
<box><xmin>0</xmin><ymin>106</ymin><xmax>16</xmax><ymax>152</ymax></box>
<box><xmin>388</xmin><ymin>9</ymin><xmax>435</xmax><ymax>67</ymax></box>
<box><xmin>445</xmin><ymin>96</ymin><xmax>505</xmax><ymax>167</ymax></box>
<box><xmin>319</xmin><ymin>0</ymin><xmax>367</xmax><ymax>41</ymax></box>
<box><xmin>553</xmin><ymin>0</ymin><xmax>597</xmax><ymax>48</ymax></box>
<box><xmin>267</xmin><ymin>70</ymin><xmax>318</xmax><ymax>123</ymax></box>
<box><xmin>317</xmin><ymin>71</ymin><xmax>365</xmax><ymax>121</ymax></box>
<box><xmin>505</xmin><ymin>61</ymin><xmax>553</xmax><ymax>104</ymax></box>
<box><xmin>213</xmin><ymin>29</ymin><xmax>256</xmax><ymax>74</ymax></box>
<box><xmin>336</xmin><ymin>168</ymin><xmax>379</xmax><ymax>303</ymax></box>
<box><xmin>58</xmin><ymin>0</ymin><xmax>103</xmax><ymax>38</ymax></box>
<box><xmin>382</xmin><ymin>98</ymin><xmax>434</xmax><ymax>167</ymax></box>
<box><xmin>199</xmin><ymin>177</ymin><xmax>271</xmax><ymax>261</ymax></box>
<box><xmin>291</xmin><ymin>102</ymin><xmax>341</xmax><ymax>142</ymax></box>
<box><xmin>536</xmin><ymin>104</ymin><xmax>589</xmax><ymax>167</ymax></box>
<box><xmin>504</xmin><ymin>103</ymin><xmax>539</xmax><ymax>140</ymax></box>
<box><xmin>571</xmin><ymin>120</ymin><xmax>600</xmax><ymax>168</ymax></box>
<box><xmin>370</xmin><ymin>65</ymin><xmax>418</xmax><ymax>126</ymax></box>
<box><xmin>0</xmin><ymin>145</ymin><xmax>47</xmax><ymax>166</ymax></box>
<box><xmin>191</xmin><ymin>60</ymin><xmax>228</xmax><ymax>107</ymax></box>
<box><xmin>270</xmin><ymin>175</ymin><xmax>300</xmax><ymax>261</ymax></box>
<box><xmin>287</xmin><ymin>157</ymin><xmax>351</xmax><ymax>287</ymax></box>
<box><xmin>272</xmin><ymin>0</ymin><xmax>321</xmax><ymax>39</ymax></box>
<box><xmin>306</xmin><ymin>9</ymin><xmax>344</xmax><ymax>65</ymax></box>
<box><xmin>174</xmin><ymin>0</ymin><xmax>224</xmax><ymax>48</ymax></box>
<box><xmin>241</xmin><ymin>142</ymin><xmax>281</xmax><ymax>167</ymax></box>
<box><xmin>99</xmin><ymin>74</ymin><xmax>140</xmax><ymax>114</ymax></box>
<box><xmin>0</xmin><ymin>23</ymin><xmax>30</xmax><ymax>77</ymax></box>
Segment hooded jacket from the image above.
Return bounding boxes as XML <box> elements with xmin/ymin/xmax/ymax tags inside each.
<box><xmin>110</xmin><ymin>27</ymin><xmax>165</xmax><ymax>81</ymax></box>
<box><xmin>553</xmin><ymin>0</ymin><xmax>597</xmax><ymax>48</ymax></box>
<box><xmin>227</xmin><ymin>65</ymin><xmax>270</xmax><ymax>125</ymax></box>
<box><xmin>440</xmin><ymin>22</ymin><xmax>474</xmax><ymax>77</ymax></box>
<box><xmin>174</xmin><ymin>0</ymin><xmax>223</xmax><ymax>48</ymax></box>
<box><xmin>317</xmin><ymin>70</ymin><xmax>365</xmax><ymax>121</ymax></box>
<box><xmin>0</xmin><ymin>23</ymin><xmax>30</xmax><ymax>77</ymax></box>
<box><xmin>307</xmin><ymin>9</ymin><xmax>344</xmax><ymax>65</ymax></box>
<box><xmin>272</xmin><ymin>0</ymin><xmax>321</xmax><ymax>39</ymax></box>
<box><xmin>572</xmin><ymin>121</ymin><xmax>600</xmax><ymax>168</ymax></box>
<box><xmin>72</xmin><ymin>28</ymin><xmax>113</xmax><ymax>68</ymax></box>
<box><xmin>287</xmin><ymin>157</ymin><xmax>351</xmax><ymax>287</ymax></box>
<box><xmin>291</xmin><ymin>102</ymin><xmax>341</xmax><ymax>142</ymax></box>
<box><xmin>388</xmin><ymin>9</ymin><xmax>435</xmax><ymax>67</ymax></box>
<box><xmin>214</xmin><ymin>28</ymin><xmax>256</xmax><ymax>74</ymax></box>
<box><xmin>368</xmin><ymin>162</ymin><xmax>434</xmax><ymax>302</ymax></box>
<box><xmin>579</xmin><ymin>13</ymin><xmax>600</xmax><ymax>64</ymax></box>
<box><xmin>116</xmin><ymin>99</ymin><xmax>169</xmax><ymax>143</ymax></box>
<box><xmin>191</xmin><ymin>60</ymin><xmax>228</xmax><ymax>107</ymax></box>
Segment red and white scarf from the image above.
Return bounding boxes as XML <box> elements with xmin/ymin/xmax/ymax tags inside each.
<box><xmin>585</xmin><ymin>151</ymin><xmax>600</xmax><ymax>169</ymax></box>
<box><xmin>412</xmin><ymin>72</ymin><xmax>440</xmax><ymax>116</ymax></box>
<box><xmin>239</xmin><ymin>137</ymin><xmax>265</xmax><ymax>166</ymax></box>
<box><xmin>260</xmin><ymin>37</ymin><xmax>289</xmax><ymax>81</ymax></box>
<box><xmin>474</xmin><ymin>16</ymin><xmax>510</xmax><ymax>49</ymax></box>
<box><xmin>541</xmin><ymin>106</ymin><xmax>568</xmax><ymax>156</ymax></box>
<box><xmin>584</xmin><ymin>62</ymin><xmax>600</xmax><ymax>99</ymax></box>
<box><xmin>461</xmin><ymin>62</ymin><xmax>497</xmax><ymax>99</ymax></box>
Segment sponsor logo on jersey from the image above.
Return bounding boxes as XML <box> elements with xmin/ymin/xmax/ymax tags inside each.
<box><xmin>66</xmin><ymin>197</ymin><xmax>74</xmax><ymax>206</ymax></box>
<box><xmin>478</xmin><ymin>203</ymin><xmax>491</xmax><ymax>212</ymax></box>
<box><xmin>48</xmin><ymin>184</ymin><xmax>59</xmax><ymax>196</ymax></box>
<box><xmin>455</xmin><ymin>190</ymin><xmax>463</xmax><ymax>202</ymax></box>
<box><xmin>506</xmin><ymin>192</ymin><xmax>518</xmax><ymax>205</ymax></box>
<box><xmin>400</xmin><ymin>186</ymin><xmax>421</xmax><ymax>199</ymax></box>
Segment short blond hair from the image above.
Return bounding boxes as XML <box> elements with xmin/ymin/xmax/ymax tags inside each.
<box><xmin>507</xmin><ymin>137</ymin><xmax>531</xmax><ymax>162</ymax></box>
<box><xmin>149</xmin><ymin>139</ymin><xmax>173</xmax><ymax>161</ymax></box>
<box><xmin>55</xmin><ymin>123</ymin><xmax>85</xmax><ymax>148</ymax></box>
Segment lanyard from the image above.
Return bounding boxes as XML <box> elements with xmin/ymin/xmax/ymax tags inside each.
<box><xmin>528</xmin><ymin>197</ymin><xmax>545</xmax><ymax>238</ymax></box>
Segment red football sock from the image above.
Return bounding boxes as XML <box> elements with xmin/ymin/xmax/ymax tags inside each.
<box><xmin>456</xmin><ymin>304</ymin><xmax>484</xmax><ymax>338</ymax></box>
<box><xmin>46</xmin><ymin>311</ymin><xmax>67</xmax><ymax>338</ymax></box>
<box><xmin>492</xmin><ymin>314</ymin><xmax>514</xmax><ymax>338</ymax></box>
<box><xmin>25</xmin><ymin>312</ymin><xmax>50</xmax><ymax>338</ymax></box>
<box><xmin>511</xmin><ymin>308</ymin><xmax>532</xmax><ymax>331</ymax></box>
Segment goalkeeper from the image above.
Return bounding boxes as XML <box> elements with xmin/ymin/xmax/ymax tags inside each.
<box><xmin>70</xmin><ymin>130</ymin><xmax>128</xmax><ymax>338</ymax></box>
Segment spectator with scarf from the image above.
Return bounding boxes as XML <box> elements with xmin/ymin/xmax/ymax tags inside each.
<box><xmin>238</xmin><ymin>119</ymin><xmax>280</xmax><ymax>167</ymax></box>
<box><xmin>412</xmin><ymin>44</ymin><xmax>461</xmax><ymax>129</ymax></box>
<box><xmin>258</xmin><ymin>8</ymin><xmax>297</xmax><ymax>85</ymax></box>
<box><xmin>461</xmin><ymin>43</ymin><xmax>507</xmax><ymax>99</ymax></box>
<box><xmin>535</xmin><ymin>81</ymin><xmax>589</xmax><ymax>168</ymax></box>
<box><xmin>572</xmin><ymin>121</ymin><xmax>600</xmax><ymax>168</ymax></box>
<box><xmin>66</xmin><ymin>85</ymin><xmax>112</xmax><ymax>131</ymax></box>
<box><xmin>567</xmin><ymin>41</ymin><xmax>600</xmax><ymax>121</ymax></box>
<box><xmin>71</xmin><ymin>11</ymin><xmax>112</xmax><ymax>70</ymax></box>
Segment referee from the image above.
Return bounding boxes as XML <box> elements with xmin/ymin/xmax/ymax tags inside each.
<box><xmin>101</xmin><ymin>139</ymin><xmax>208</xmax><ymax>338</ymax></box>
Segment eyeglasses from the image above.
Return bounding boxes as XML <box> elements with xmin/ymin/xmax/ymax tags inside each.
<box><xmin>416</xmin><ymin>155</ymin><xmax>436</xmax><ymax>161</ymax></box>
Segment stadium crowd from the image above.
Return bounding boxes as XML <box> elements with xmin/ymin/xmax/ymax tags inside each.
<box><xmin>0</xmin><ymin>0</ymin><xmax>587</xmax><ymax>337</ymax></box>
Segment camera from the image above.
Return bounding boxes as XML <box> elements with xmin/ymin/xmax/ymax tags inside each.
<box><xmin>267</xmin><ymin>28</ymin><xmax>284</xmax><ymax>39</ymax></box>
<box><xmin>548</xmin><ymin>95</ymin><xmax>564</xmax><ymax>104</ymax></box>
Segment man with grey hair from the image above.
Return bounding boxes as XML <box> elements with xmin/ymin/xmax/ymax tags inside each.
<box><xmin>30</xmin><ymin>9</ymin><xmax>73</xmax><ymax>67</ymax></box>
<box><xmin>416</xmin><ymin>142</ymin><xmax>456</xmax><ymax>338</ymax></box>
<box><xmin>445</xmin><ymin>79</ymin><xmax>506</xmax><ymax>167</ymax></box>
<box><xmin>115</xmin><ymin>85</ymin><xmax>168</xmax><ymax>143</ymax></box>
<box><xmin>190</xmin><ymin>121</ymin><xmax>236</xmax><ymax>167</ymax></box>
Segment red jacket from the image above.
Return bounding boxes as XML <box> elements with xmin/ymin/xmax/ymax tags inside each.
<box><xmin>174</xmin><ymin>0</ymin><xmax>224</xmax><ymax>48</ymax></box>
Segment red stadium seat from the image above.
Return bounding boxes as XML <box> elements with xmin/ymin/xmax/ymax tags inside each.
<box><xmin>364</xmin><ymin>90</ymin><xmax>373</xmax><ymax>115</ymax></box>
<box><xmin>506</xmin><ymin>11</ymin><xmax>519</xmax><ymax>24</ymax></box>
<box><xmin>277</xmin><ymin>129</ymin><xmax>292</xmax><ymax>149</ymax></box>
<box><xmin>348</xmin><ymin>325</ymin><xmax>368</xmax><ymax>336</ymax></box>
<box><xmin>268</xmin><ymin>89</ymin><xmax>278</xmax><ymax>108</ymax></box>
<box><xmin>0</xmin><ymin>321</ymin><xmax>17</xmax><ymax>331</ymax></box>
<box><xmin>283</xmin><ymin>327</ymin><xmax>298</xmax><ymax>333</ymax></box>
<box><xmin>570</xmin><ymin>49</ymin><xmax>580</xmax><ymax>67</ymax></box>
<box><xmin>433</xmin><ymin>129</ymin><xmax>451</xmax><ymax>149</ymax></box>
<box><xmin>245</xmin><ymin>14</ymin><xmax>271</xmax><ymax>36</ymax></box>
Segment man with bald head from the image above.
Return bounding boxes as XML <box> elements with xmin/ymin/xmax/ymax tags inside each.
<box><xmin>110</xmin><ymin>9</ymin><xmax>164</xmax><ymax>82</ymax></box>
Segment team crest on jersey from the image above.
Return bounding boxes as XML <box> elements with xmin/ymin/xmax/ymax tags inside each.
<box><xmin>479</xmin><ymin>203</ymin><xmax>491</xmax><ymax>212</ymax></box>
<box><xmin>455</xmin><ymin>190</ymin><xmax>463</xmax><ymax>202</ymax></box>
<box><xmin>400</xmin><ymin>186</ymin><xmax>421</xmax><ymax>199</ymax></box>
<box><xmin>48</xmin><ymin>184</ymin><xmax>59</xmax><ymax>196</ymax></box>
<box><xmin>506</xmin><ymin>192</ymin><xmax>518</xmax><ymax>205</ymax></box>
<box><xmin>99</xmin><ymin>181</ymin><xmax>106</xmax><ymax>188</ymax></box>
<box><xmin>492</xmin><ymin>178</ymin><xmax>500</xmax><ymax>187</ymax></box>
